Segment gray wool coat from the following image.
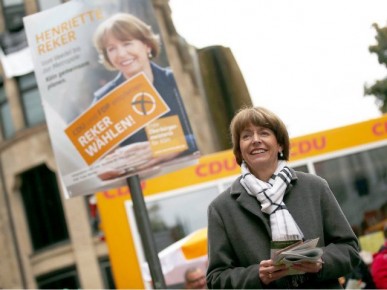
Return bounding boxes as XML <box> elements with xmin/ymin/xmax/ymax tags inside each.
<box><xmin>206</xmin><ymin>169</ymin><xmax>360</xmax><ymax>289</ymax></box>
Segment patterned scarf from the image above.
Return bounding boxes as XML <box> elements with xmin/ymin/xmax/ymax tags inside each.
<box><xmin>240</xmin><ymin>160</ymin><xmax>304</xmax><ymax>241</ymax></box>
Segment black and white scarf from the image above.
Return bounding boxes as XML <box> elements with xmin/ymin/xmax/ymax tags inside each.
<box><xmin>240</xmin><ymin>160</ymin><xmax>304</xmax><ymax>241</ymax></box>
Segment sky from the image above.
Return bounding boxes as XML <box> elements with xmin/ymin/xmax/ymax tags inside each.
<box><xmin>169</xmin><ymin>0</ymin><xmax>387</xmax><ymax>138</ymax></box>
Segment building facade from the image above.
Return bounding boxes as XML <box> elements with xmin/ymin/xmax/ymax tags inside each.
<box><xmin>0</xmin><ymin>0</ymin><xmax>252</xmax><ymax>288</ymax></box>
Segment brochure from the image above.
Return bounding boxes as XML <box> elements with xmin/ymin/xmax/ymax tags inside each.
<box><xmin>271</xmin><ymin>238</ymin><xmax>323</xmax><ymax>275</ymax></box>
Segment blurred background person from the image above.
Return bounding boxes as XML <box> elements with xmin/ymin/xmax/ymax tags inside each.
<box><xmin>342</xmin><ymin>250</ymin><xmax>375</xmax><ymax>289</ymax></box>
<box><xmin>371</xmin><ymin>224</ymin><xmax>387</xmax><ymax>289</ymax></box>
<box><xmin>184</xmin><ymin>267</ymin><xmax>206</xmax><ymax>289</ymax></box>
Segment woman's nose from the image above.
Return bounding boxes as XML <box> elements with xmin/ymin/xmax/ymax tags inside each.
<box><xmin>117</xmin><ymin>46</ymin><xmax>127</xmax><ymax>56</ymax></box>
<box><xmin>252</xmin><ymin>133</ymin><xmax>261</xmax><ymax>143</ymax></box>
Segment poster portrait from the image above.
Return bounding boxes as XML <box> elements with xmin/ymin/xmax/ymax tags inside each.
<box><xmin>23</xmin><ymin>0</ymin><xmax>199</xmax><ymax>198</ymax></box>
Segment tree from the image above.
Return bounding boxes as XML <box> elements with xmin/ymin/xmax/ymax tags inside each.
<box><xmin>364</xmin><ymin>23</ymin><xmax>387</xmax><ymax>113</ymax></box>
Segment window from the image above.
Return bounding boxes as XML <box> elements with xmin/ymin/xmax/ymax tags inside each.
<box><xmin>145</xmin><ymin>186</ymin><xmax>220</xmax><ymax>252</ymax></box>
<box><xmin>20</xmin><ymin>164</ymin><xmax>69</xmax><ymax>251</ymax></box>
<box><xmin>99</xmin><ymin>257</ymin><xmax>116</xmax><ymax>289</ymax></box>
<box><xmin>291</xmin><ymin>164</ymin><xmax>309</xmax><ymax>173</ymax></box>
<box><xmin>0</xmin><ymin>79</ymin><xmax>15</xmax><ymax>138</ymax></box>
<box><xmin>17</xmin><ymin>73</ymin><xmax>45</xmax><ymax>127</ymax></box>
<box><xmin>125</xmin><ymin>183</ymin><xmax>223</xmax><ymax>288</ymax></box>
<box><xmin>36</xmin><ymin>266</ymin><xmax>80</xmax><ymax>289</ymax></box>
<box><xmin>1</xmin><ymin>0</ymin><xmax>25</xmax><ymax>32</ymax></box>
<box><xmin>85</xmin><ymin>194</ymin><xmax>104</xmax><ymax>239</ymax></box>
<box><xmin>314</xmin><ymin>145</ymin><xmax>387</xmax><ymax>235</ymax></box>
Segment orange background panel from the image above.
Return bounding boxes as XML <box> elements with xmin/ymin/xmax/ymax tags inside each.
<box><xmin>65</xmin><ymin>73</ymin><xmax>169</xmax><ymax>165</ymax></box>
<box><xmin>97</xmin><ymin>114</ymin><xmax>387</xmax><ymax>289</ymax></box>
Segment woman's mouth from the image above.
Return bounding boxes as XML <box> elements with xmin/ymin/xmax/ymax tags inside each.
<box><xmin>120</xmin><ymin>58</ymin><xmax>135</xmax><ymax>66</ymax></box>
<box><xmin>251</xmin><ymin>149</ymin><xmax>266</xmax><ymax>155</ymax></box>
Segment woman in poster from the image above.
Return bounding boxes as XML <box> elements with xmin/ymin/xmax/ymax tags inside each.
<box><xmin>92</xmin><ymin>13</ymin><xmax>198</xmax><ymax>180</ymax></box>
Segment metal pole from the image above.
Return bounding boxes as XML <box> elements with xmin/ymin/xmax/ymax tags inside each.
<box><xmin>126</xmin><ymin>175</ymin><xmax>166</xmax><ymax>289</ymax></box>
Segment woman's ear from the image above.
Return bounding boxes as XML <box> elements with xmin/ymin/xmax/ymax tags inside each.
<box><xmin>147</xmin><ymin>46</ymin><xmax>153</xmax><ymax>59</ymax></box>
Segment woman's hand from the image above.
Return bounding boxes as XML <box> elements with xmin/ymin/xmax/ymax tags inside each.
<box><xmin>137</xmin><ymin>151</ymin><xmax>180</xmax><ymax>170</ymax></box>
<box><xmin>259</xmin><ymin>259</ymin><xmax>289</xmax><ymax>285</ymax></box>
<box><xmin>259</xmin><ymin>258</ymin><xmax>323</xmax><ymax>285</ymax></box>
<box><xmin>290</xmin><ymin>258</ymin><xmax>323</xmax><ymax>274</ymax></box>
<box><xmin>96</xmin><ymin>141</ymin><xmax>181</xmax><ymax>180</ymax></box>
<box><xmin>97</xmin><ymin>142</ymin><xmax>153</xmax><ymax>180</ymax></box>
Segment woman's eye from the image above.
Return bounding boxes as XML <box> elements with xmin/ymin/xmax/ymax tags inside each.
<box><xmin>106</xmin><ymin>47</ymin><xmax>115</xmax><ymax>53</ymax></box>
<box><xmin>241</xmin><ymin>134</ymin><xmax>251</xmax><ymax>140</ymax></box>
<box><xmin>260</xmin><ymin>130</ymin><xmax>270</xmax><ymax>136</ymax></box>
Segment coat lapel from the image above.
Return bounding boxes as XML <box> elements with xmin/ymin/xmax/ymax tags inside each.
<box><xmin>230</xmin><ymin>177</ymin><xmax>272</xmax><ymax>236</ymax></box>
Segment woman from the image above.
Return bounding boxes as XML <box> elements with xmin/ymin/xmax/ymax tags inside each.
<box><xmin>206</xmin><ymin>106</ymin><xmax>360</xmax><ymax>289</ymax></box>
<box><xmin>92</xmin><ymin>13</ymin><xmax>197</xmax><ymax>179</ymax></box>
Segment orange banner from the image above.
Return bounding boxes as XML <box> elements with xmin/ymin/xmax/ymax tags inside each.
<box><xmin>65</xmin><ymin>73</ymin><xmax>169</xmax><ymax>165</ymax></box>
<box><xmin>290</xmin><ymin>114</ymin><xmax>387</xmax><ymax>160</ymax></box>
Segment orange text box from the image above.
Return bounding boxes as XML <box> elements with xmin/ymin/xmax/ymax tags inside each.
<box><xmin>145</xmin><ymin>115</ymin><xmax>188</xmax><ymax>157</ymax></box>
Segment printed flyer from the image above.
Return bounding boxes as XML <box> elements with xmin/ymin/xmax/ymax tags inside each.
<box><xmin>23</xmin><ymin>0</ymin><xmax>199</xmax><ymax>198</ymax></box>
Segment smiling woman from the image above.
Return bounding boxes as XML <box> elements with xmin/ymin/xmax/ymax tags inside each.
<box><xmin>206</xmin><ymin>106</ymin><xmax>361</xmax><ymax>289</ymax></box>
<box><xmin>233</xmin><ymin>107</ymin><xmax>289</xmax><ymax>181</ymax></box>
<box><xmin>89</xmin><ymin>12</ymin><xmax>198</xmax><ymax>180</ymax></box>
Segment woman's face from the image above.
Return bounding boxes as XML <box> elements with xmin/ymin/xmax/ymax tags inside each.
<box><xmin>105</xmin><ymin>34</ymin><xmax>151</xmax><ymax>79</ymax></box>
<box><xmin>239</xmin><ymin>123</ymin><xmax>282</xmax><ymax>178</ymax></box>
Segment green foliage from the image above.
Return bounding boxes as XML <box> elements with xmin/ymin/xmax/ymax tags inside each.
<box><xmin>364</xmin><ymin>78</ymin><xmax>387</xmax><ymax>112</ymax></box>
<box><xmin>365</xmin><ymin>23</ymin><xmax>387</xmax><ymax>113</ymax></box>
<box><xmin>369</xmin><ymin>24</ymin><xmax>387</xmax><ymax>66</ymax></box>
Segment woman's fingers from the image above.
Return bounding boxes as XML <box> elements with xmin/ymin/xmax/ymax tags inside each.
<box><xmin>259</xmin><ymin>260</ymin><xmax>289</xmax><ymax>285</ymax></box>
<box><xmin>291</xmin><ymin>260</ymin><xmax>323</xmax><ymax>273</ymax></box>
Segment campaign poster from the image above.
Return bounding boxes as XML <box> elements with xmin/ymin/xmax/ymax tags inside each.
<box><xmin>23</xmin><ymin>0</ymin><xmax>199</xmax><ymax>198</ymax></box>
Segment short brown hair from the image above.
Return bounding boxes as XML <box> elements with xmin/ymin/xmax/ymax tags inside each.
<box><xmin>230</xmin><ymin>106</ymin><xmax>290</xmax><ymax>165</ymax></box>
<box><xmin>93</xmin><ymin>13</ymin><xmax>161</xmax><ymax>70</ymax></box>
